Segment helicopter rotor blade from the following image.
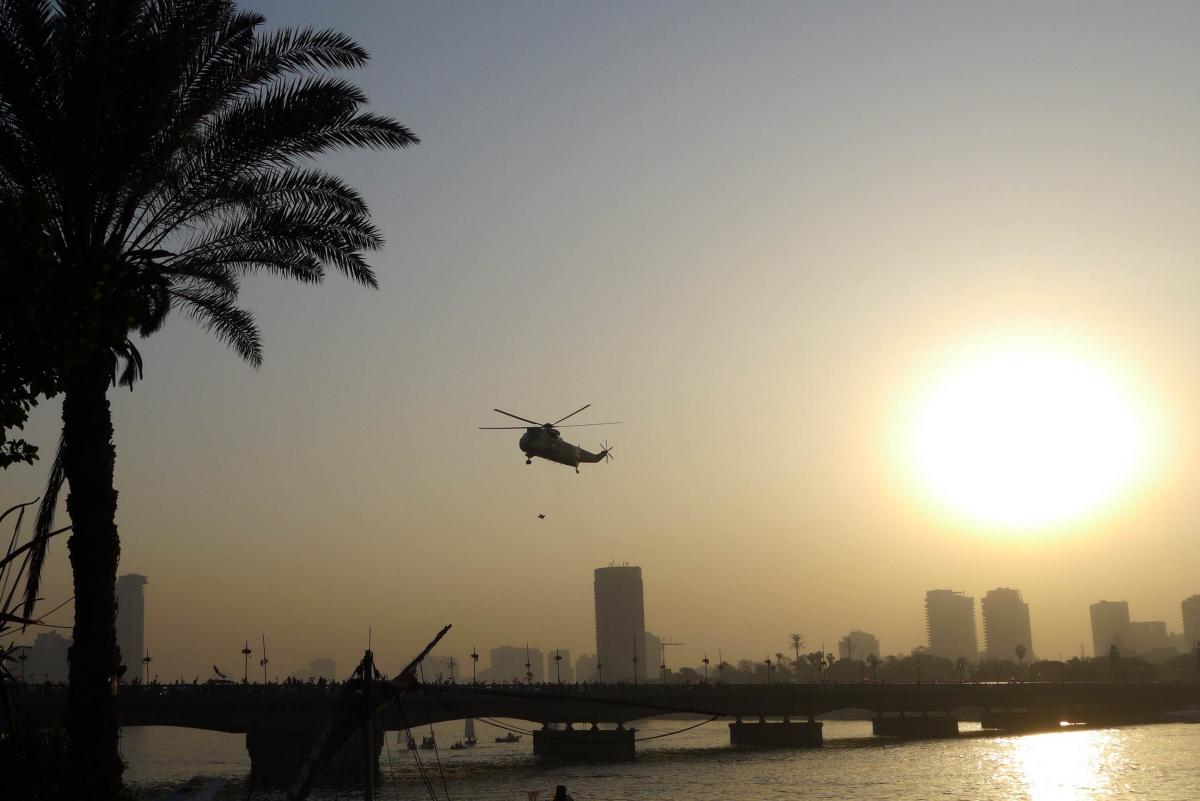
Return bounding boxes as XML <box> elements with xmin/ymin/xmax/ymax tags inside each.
<box><xmin>493</xmin><ymin>409</ymin><xmax>544</xmax><ymax>427</ymax></box>
<box><xmin>552</xmin><ymin>404</ymin><xmax>592</xmax><ymax>426</ymax></box>
<box><xmin>553</xmin><ymin>421</ymin><xmax>622</xmax><ymax>427</ymax></box>
<box><xmin>478</xmin><ymin>426</ymin><xmax>532</xmax><ymax>430</ymax></box>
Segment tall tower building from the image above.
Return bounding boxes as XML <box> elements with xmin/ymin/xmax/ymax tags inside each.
<box><xmin>925</xmin><ymin>589</ymin><xmax>978</xmax><ymax>662</ymax></box>
<box><xmin>594</xmin><ymin>564</ymin><xmax>647</xmax><ymax>683</ymax></box>
<box><xmin>115</xmin><ymin>574</ymin><xmax>148</xmax><ymax>677</ymax></box>
<box><xmin>1182</xmin><ymin>595</ymin><xmax>1200</xmax><ymax>652</ymax></box>
<box><xmin>982</xmin><ymin>588</ymin><xmax>1034</xmax><ymax>661</ymax></box>
<box><xmin>1089</xmin><ymin>600</ymin><xmax>1130</xmax><ymax>657</ymax></box>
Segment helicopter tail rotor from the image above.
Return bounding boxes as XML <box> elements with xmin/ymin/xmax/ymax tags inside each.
<box><xmin>601</xmin><ymin>440</ymin><xmax>614</xmax><ymax>462</ymax></box>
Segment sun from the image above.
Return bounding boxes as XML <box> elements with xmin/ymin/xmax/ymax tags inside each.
<box><xmin>898</xmin><ymin>339</ymin><xmax>1154</xmax><ymax>532</ymax></box>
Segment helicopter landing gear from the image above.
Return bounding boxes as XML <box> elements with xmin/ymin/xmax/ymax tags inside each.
<box><xmin>575</xmin><ymin>467</ymin><xmax>580</xmax><ymax>474</ymax></box>
<box><xmin>525</xmin><ymin>458</ymin><xmax>532</xmax><ymax>465</ymax></box>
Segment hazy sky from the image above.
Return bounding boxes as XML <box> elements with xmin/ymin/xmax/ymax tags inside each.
<box><xmin>9</xmin><ymin>1</ymin><xmax>1200</xmax><ymax>679</ymax></box>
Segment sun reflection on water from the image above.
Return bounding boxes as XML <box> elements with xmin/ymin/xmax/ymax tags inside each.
<box><xmin>992</xmin><ymin>728</ymin><xmax>1121</xmax><ymax>801</ymax></box>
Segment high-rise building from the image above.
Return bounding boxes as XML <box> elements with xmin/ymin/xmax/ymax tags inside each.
<box><xmin>1183</xmin><ymin>595</ymin><xmax>1200</xmax><ymax>652</ymax></box>
<box><xmin>838</xmin><ymin>630</ymin><xmax>880</xmax><ymax>661</ymax></box>
<box><xmin>575</xmin><ymin>653</ymin><xmax>598</xmax><ymax>682</ymax></box>
<box><xmin>115</xmin><ymin>574</ymin><xmax>148</xmax><ymax>676</ymax></box>
<box><xmin>594</xmin><ymin>564</ymin><xmax>647</xmax><ymax>683</ymax></box>
<box><xmin>488</xmin><ymin>645</ymin><xmax>544</xmax><ymax>682</ymax></box>
<box><xmin>1090</xmin><ymin>600</ymin><xmax>1130</xmax><ymax>657</ymax></box>
<box><xmin>547</xmin><ymin>649</ymin><xmax>573</xmax><ymax>683</ymax></box>
<box><xmin>925</xmin><ymin>590</ymin><xmax>978</xmax><ymax>662</ymax></box>
<box><xmin>1126</xmin><ymin>621</ymin><xmax>1170</xmax><ymax>656</ymax></box>
<box><xmin>24</xmin><ymin>630</ymin><xmax>70</xmax><ymax>683</ymax></box>
<box><xmin>644</xmin><ymin>631</ymin><xmax>662</xmax><ymax>672</ymax></box>
<box><xmin>982</xmin><ymin>588</ymin><xmax>1034</xmax><ymax>662</ymax></box>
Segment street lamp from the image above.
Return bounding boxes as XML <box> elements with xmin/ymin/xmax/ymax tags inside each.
<box><xmin>702</xmin><ymin>654</ymin><xmax>710</xmax><ymax>683</ymax></box>
<box><xmin>143</xmin><ymin>650</ymin><xmax>152</xmax><ymax>684</ymax></box>
<box><xmin>554</xmin><ymin>650</ymin><xmax>563</xmax><ymax>684</ymax></box>
<box><xmin>524</xmin><ymin>644</ymin><xmax>533</xmax><ymax>684</ymax></box>
<box><xmin>259</xmin><ymin>635</ymin><xmax>269</xmax><ymax>684</ymax></box>
<box><xmin>765</xmin><ymin>657</ymin><xmax>773</xmax><ymax>684</ymax></box>
<box><xmin>596</xmin><ymin>661</ymin><xmax>603</xmax><ymax>684</ymax></box>
<box><xmin>241</xmin><ymin>640</ymin><xmax>252</xmax><ymax>684</ymax></box>
<box><xmin>471</xmin><ymin>647</ymin><xmax>479</xmax><ymax>684</ymax></box>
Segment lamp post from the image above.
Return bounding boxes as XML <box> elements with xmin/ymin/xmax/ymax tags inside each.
<box><xmin>471</xmin><ymin>647</ymin><xmax>479</xmax><ymax>684</ymax></box>
<box><xmin>765</xmin><ymin>657</ymin><xmax>773</xmax><ymax>684</ymax></box>
<box><xmin>596</xmin><ymin>661</ymin><xmax>603</xmax><ymax>684</ymax></box>
<box><xmin>702</xmin><ymin>654</ymin><xmax>710</xmax><ymax>683</ymax></box>
<box><xmin>143</xmin><ymin>650</ymin><xmax>152</xmax><ymax>684</ymax></box>
<box><xmin>241</xmin><ymin>640</ymin><xmax>252</xmax><ymax>684</ymax></box>
<box><xmin>524</xmin><ymin>644</ymin><xmax>533</xmax><ymax>684</ymax></box>
<box><xmin>554</xmin><ymin>650</ymin><xmax>563</xmax><ymax>684</ymax></box>
<box><xmin>259</xmin><ymin>635</ymin><xmax>269</xmax><ymax>684</ymax></box>
<box><xmin>632</xmin><ymin>636</ymin><xmax>639</xmax><ymax>687</ymax></box>
<box><xmin>16</xmin><ymin>646</ymin><xmax>29</xmax><ymax>682</ymax></box>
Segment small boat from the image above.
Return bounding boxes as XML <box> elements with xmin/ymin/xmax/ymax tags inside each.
<box><xmin>420</xmin><ymin>734</ymin><xmax>437</xmax><ymax>749</ymax></box>
<box><xmin>465</xmin><ymin>717</ymin><xmax>478</xmax><ymax>746</ymax></box>
<box><xmin>495</xmin><ymin>732</ymin><xmax>521</xmax><ymax>743</ymax></box>
<box><xmin>449</xmin><ymin>740</ymin><xmax>466</xmax><ymax>750</ymax></box>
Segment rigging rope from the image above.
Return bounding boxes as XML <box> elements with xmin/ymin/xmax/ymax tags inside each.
<box><xmin>427</xmin><ymin>720</ymin><xmax>452</xmax><ymax>801</ymax></box>
<box><xmin>405</xmin><ymin>728</ymin><xmax>440</xmax><ymax>800</ymax></box>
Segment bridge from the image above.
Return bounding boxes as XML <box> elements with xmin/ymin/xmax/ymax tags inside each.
<box><xmin>13</xmin><ymin>680</ymin><xmax>1200</xmax><ymax>784</ymax></box>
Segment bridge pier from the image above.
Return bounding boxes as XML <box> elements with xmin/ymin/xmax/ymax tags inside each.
<box><xmin>246</xmin><ymin>727</ymin><xmax>383</xmax><ymax>788</ymax></box>
<box><xmin>872</xmin><ymin>713</ymin><xmax>958</xmax><ymax>739</ymax></box>
<box><xmin>531</xmin><ymin>724</ymin><xmax>636</xmax><ymax>760</ymax></box>
<box><xmin>729</xmin><ymin>718</ymin><xmax>823</xmax><ymax>748</ymax></box>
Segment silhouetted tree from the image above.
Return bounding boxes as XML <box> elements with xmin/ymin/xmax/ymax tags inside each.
<box><xmin>788</xmin><ymin>633</ymin><xmax>805</xmax><ymax>682</ymax></box>
<box><xmin>0</xmin><ymin>2</ymin><xmax>416</xmax><ymax>795</ymax></box>
<box><xmin>0</xmin><ymin>197</ymin><xmax>60</xmax><ymax>469</ymax></box>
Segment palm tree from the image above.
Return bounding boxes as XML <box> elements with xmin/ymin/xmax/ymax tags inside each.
<box><xmin>788</xmin><ymin>633</ymin><xmax>804</xmax><ymax>682</ymax></box>
<box><xmin>0</xmin><ymin>2</ymin><xmax>416</xmax><ymax>794</ymax></box>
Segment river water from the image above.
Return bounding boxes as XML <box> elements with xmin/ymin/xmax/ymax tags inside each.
<box><xmin>123</xmin><ymin>718</ymin><xmax>1200</xmax><ymax>800</ymax></box>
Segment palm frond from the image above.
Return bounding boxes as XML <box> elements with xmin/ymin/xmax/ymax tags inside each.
<box><xmin>20</xmin><ymin>434</ymin><xmax>63</xmax><ymax>621</ymax></box>
<box><xmin>170</xmin><ymin>284</ymin><xmax>261</xmax><ymax>366</ymax></box>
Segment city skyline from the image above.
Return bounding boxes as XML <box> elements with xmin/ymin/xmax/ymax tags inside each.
<box><xmin>19</xmin><ymin>566</ymin><xmax>1197</xmax><ymax>683</ymax></box>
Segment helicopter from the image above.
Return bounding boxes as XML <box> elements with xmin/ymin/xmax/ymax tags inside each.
<box><xmin>480</xmin><ymin>404</ymin><xmax>619</xmax><ymax>473</ymax></box>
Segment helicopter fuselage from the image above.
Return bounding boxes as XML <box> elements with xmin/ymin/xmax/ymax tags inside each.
<box><xmin>519</xmin><ymin>428</ymin><xmax>608</xmax><ymax>470</ymax></box>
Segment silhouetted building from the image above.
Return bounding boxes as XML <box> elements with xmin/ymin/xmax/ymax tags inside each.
<box><xmin>838</xmin><ymin>630</ymin><xmax>880</xmax><ymax>661</ymax></box>
<box><xmin>487</xmin><ymin>645</ymin><xmax>544</xmax><ymax>682</ymax></box>
<box><xmin>1127</xmin><ymin>620</ymin><xmax>1170</xmax><ymax>656</ymax></box>
<box><xmin>547</xmin><ymin>649</ymin><xmax>573</xmax><ymax>683</ymax></box>
<box><xmin>575</xmin><ymin>653</ymin><xmax>598</xmax><ymax>682</ymax></box>
<box><xmin>1090</xmin><ymin>600</ymin><xmax>1130</xmax><ymax>657</ymax></box>
<box><xmin>644</xmin><ymin>631</ymin><xmax>662</xmax><ymax>674</ymax></box>
<box><xmin>1183</xmin><ymin>594</ymin><xmax>1200</xmax><ymax>652</ymax></box>
<box><xmin>116</xmin><ymin>574</ymin><xmax>148</xmax><ymax>676</ymax></box>
<box><xmin>24</xmin><ymin>630</ymin><xmax>70</xmax><ymax>683</ymax></box>
<box><xmin>925</xmin><ymin>589</ymin><xmax>977</xmax><ymax>662</ymax></box>
<box><xmin>594</xmin><ymin>564</ymin><xmax>647</xmax><ymax>683</ymax></box>
<box><xmin>982</xmin><ymin>588</ymin><xmax>1034</xmax><ymax>662</ymax></box>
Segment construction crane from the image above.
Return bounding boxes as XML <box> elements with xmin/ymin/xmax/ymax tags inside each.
<box><xmin>659</xmin><ymin>638</ymin><xmax>686</xmax><ymax>684</ymax></box>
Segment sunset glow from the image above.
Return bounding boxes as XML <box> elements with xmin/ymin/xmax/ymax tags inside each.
<box><xmin>901</xmin><ymin>341</ymin><xmax>1153</xmax><ymax>532</ymax></box>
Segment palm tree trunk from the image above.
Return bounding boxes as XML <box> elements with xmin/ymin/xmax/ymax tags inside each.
<box><xmin>61</xmin><ymin>363</ymin><xmax>124</xmax><ymax>798</ymax></box>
